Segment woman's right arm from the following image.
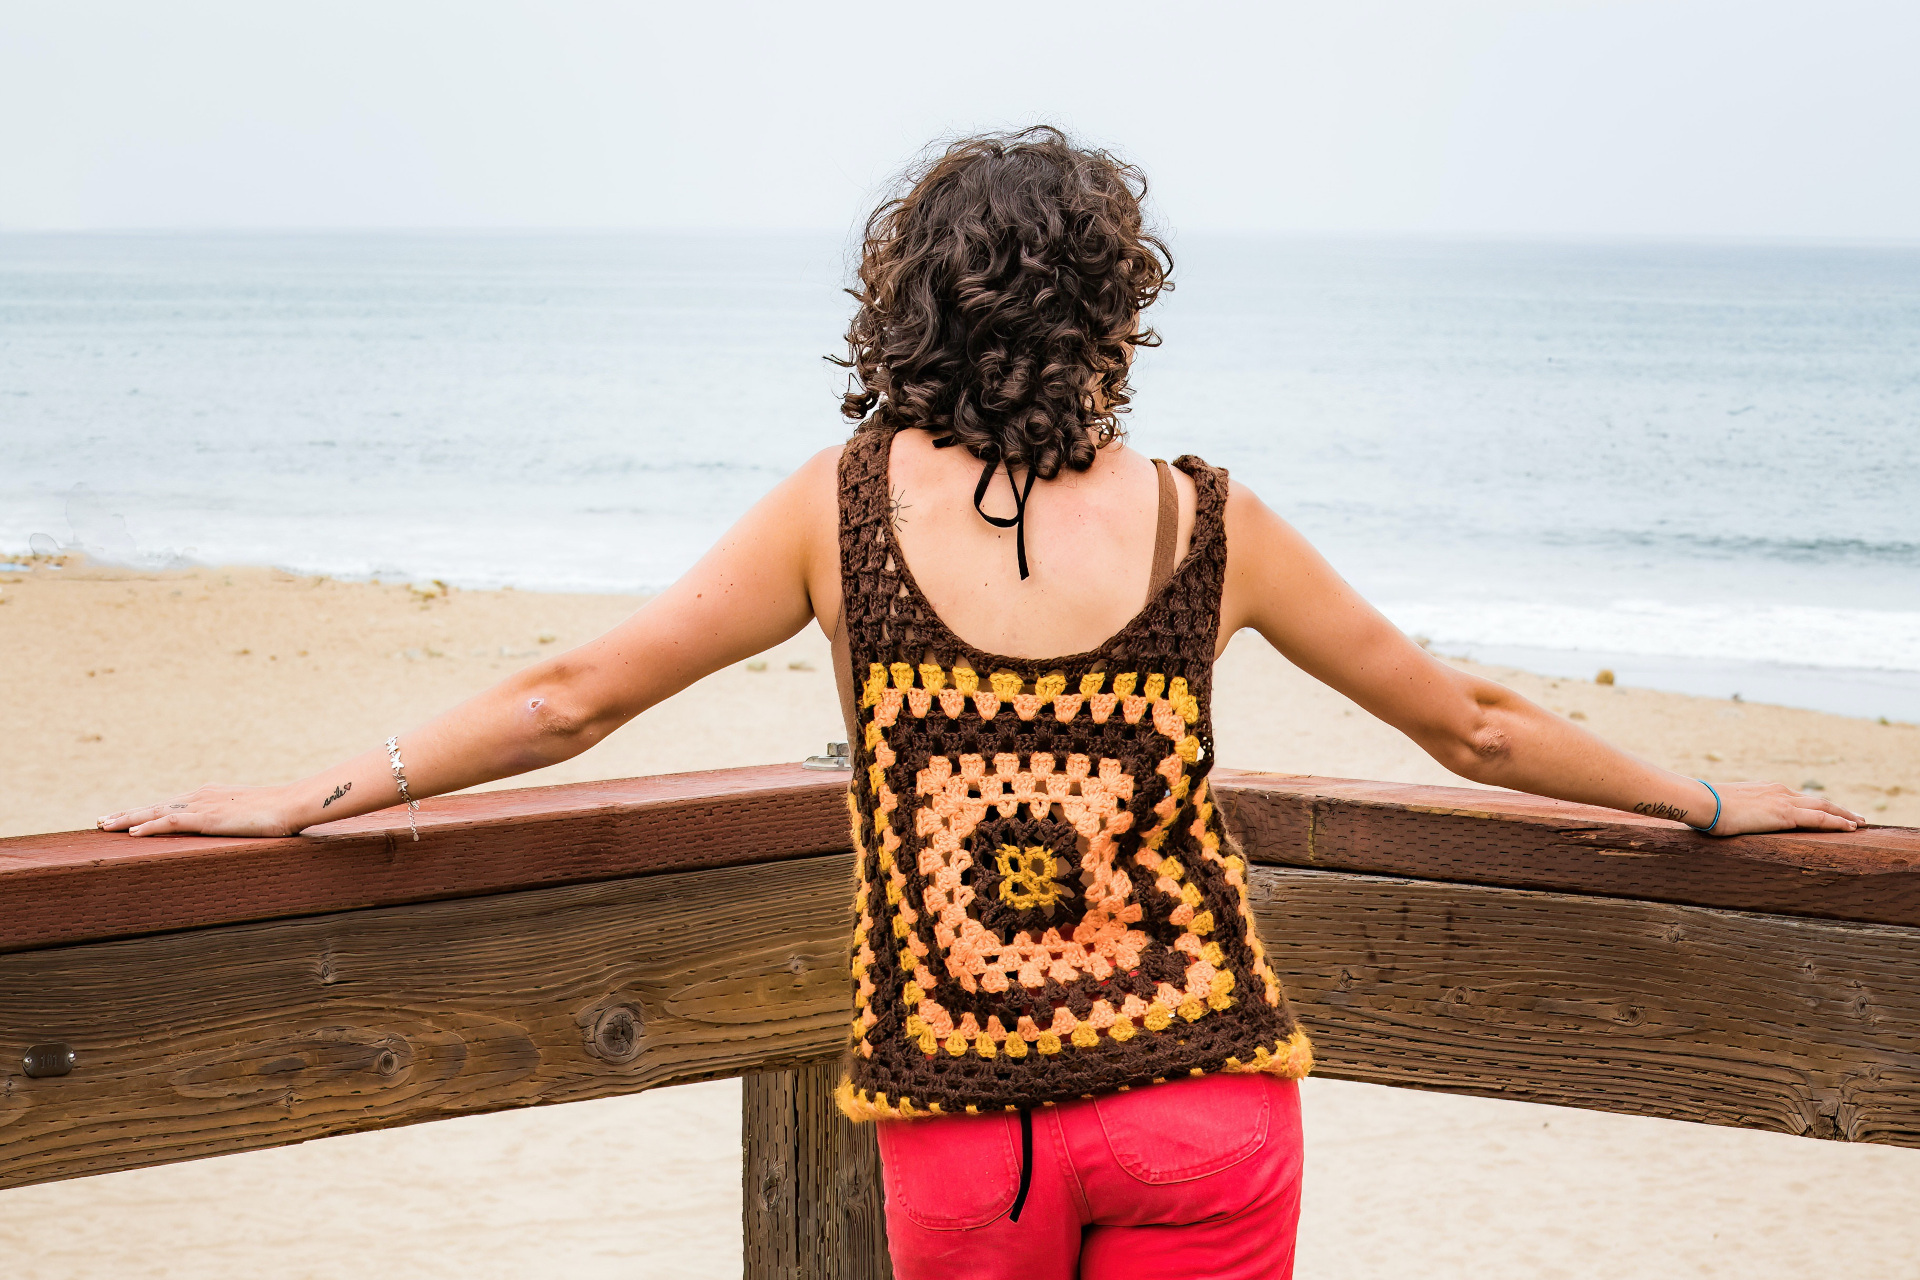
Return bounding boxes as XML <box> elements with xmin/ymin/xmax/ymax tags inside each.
<box><xmin>1218</xmin><ymin>480</ymin><xmax>1863</xmax><ymax>836</ymax></box>
<box><xmin>99</xmin><ymin>445</ymin><xmax>847</xmax><ymax>839</ymax></box>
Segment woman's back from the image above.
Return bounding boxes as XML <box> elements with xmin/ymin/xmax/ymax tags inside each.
<box><xmin>880</xmin><ymin>429</ymin><xmax>1196</xmax><ymax>660</ymax></box>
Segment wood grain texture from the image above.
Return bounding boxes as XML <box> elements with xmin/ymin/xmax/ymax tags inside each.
<box><xmin>8</xmin><ymin>767</ymin><xmax>1914</xmax><ymax>956</ymax></box>
<box><xmin>0</xmin><ymin>854</ymin><xmax>857</xmax><ymax>1191</ymax></box>
<box><xmin>1254</xmin><ymin>866</ymin><xmax>1920</xmax><ymax>1147</ymax></box>
<box><xmin>8</xmin><ymin>844</ymin><xmax>1920</xmax><ymax>1194</ymax></box>
<box><xmin>795</xmin><ymin>1059</ymin><xmax>892</xmax><ymax>1280</ymax></box>
<box><xmin>745</xmin><ymin>1063</ymin><xmax>892</xmax><ymax>1280</ymax></box>
<box><xmin>744</xmin><ymin>1069</ymin><xmax>801</xmax><ymax>1280</ymax></box>
<box><xmin>0</xmin><ymin>764</ymin><xmax>850</xmax><ymax>954</ymax></box>
<box><xmin>1215</xmin><ymin>771</ymin><xmax>1920</xmax><ymax>929</ymax></box>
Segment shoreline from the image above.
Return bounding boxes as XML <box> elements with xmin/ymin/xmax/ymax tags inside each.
<box><xmin>8</xmin><ymin>549</ymin><xmax>1916</xmax><ymax>728</ymax></box>
<box><xmin>1440</xmin><ymin>640</ymin><xmax>1920</xmax><ymax>725</ymax></box>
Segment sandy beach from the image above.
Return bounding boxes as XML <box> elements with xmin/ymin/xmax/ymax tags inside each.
<box><xmin>4</xmin><ymin>561</ymin><xmax>1918</xmax><ymax>1277</ymax></box>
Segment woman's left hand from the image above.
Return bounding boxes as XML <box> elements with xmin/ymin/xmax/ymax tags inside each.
<box><xmin>1705</xmin><ymin>779</ymin><xmax>1865</xmax><ymax>836</ymax></box>
<box><xmin>98</xmin><ymin>783</ymin><xmax>299</xmax><ymax>838</ymax></box>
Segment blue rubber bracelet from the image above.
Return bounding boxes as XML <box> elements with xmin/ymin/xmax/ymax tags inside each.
<box><xmin>1687</xmin><ymin>780</ymin><xmax>1721</xmax><ymax>834</ymax></box>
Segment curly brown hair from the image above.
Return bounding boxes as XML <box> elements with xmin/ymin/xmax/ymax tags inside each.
<box><xmin>835</xmin><ymin>126</ymin><xmax>1173</xmax><ymax>479</ymax></box>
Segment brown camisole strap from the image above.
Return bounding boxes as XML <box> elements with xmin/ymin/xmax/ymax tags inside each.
<box><xmin>1147</xmin><ymin>457</ymin><xmax>1179</xmax><ymax>602</ymax></box>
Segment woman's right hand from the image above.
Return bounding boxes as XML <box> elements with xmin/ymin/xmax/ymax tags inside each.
<box><xmin>1702</xmin><ymin>780</ymin><xmax>1864</xmax><ymax>836</ymax></box>
<box><xmin>99</xmin><ymin>783</ymin><xmax>301</xmax><ymax>838</ymax></box>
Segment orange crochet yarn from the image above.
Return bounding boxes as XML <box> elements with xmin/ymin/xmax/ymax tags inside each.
<box><xmin>835</xmin><ymin>427</ymin><xmax>1312</xmax><ymax>1122</ymax></box>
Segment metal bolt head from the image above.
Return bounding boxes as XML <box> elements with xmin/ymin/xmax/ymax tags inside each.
<box><xmin>22</xmin><ymin>1043</ymin><xmax>75</xmax><ymax>1079</ymax></box>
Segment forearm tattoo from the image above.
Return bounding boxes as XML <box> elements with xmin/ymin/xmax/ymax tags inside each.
<box><xmin>1632</xmin><ymin>800</ymin><xmax>1689</xmax><ymax>821</ymax></box>
<box><xmin>321</xmin><ymin>781</ymin><xmax>353</xmax><ymax>809</ymax></box>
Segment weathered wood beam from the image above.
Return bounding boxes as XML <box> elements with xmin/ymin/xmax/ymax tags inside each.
<box><xmin>1215</xmin><ymin>773</ymin><xmax>1920</xmax><ymax>928</ymax></box>
<box><xmin>1257</xmin><ymin>867</ymin><xmax>1920</xmax><ymax>1146</ymax></box>
<box><xmin>0</xmin><ymin>855</ymin><xmax>855</xmax><ymax>1191</ymax></box>
<box><xmin>8</xmin><ymin>769</ymin><xmax>1914</xmax><ymax>958</ymax></box>
<box><xmin>9</xmin><ymin>852</ymin><xmax>1920</xmax><ymax>1193</ymax></box>
<box><xmin>0</xmin><ymin>765</ymin><xmax>850</xmax><ymax>954</ymax></box>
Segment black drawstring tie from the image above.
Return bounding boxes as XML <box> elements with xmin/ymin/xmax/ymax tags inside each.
<box><xmin>925</xmin><ymin>433</ymin><xmax>1037</xmax><ymax>1219</ymax></box>
<box><xmin>1009</xmin><ymin>1105</ymin><xmax>1035</xmax><ymax>1223</ymax></box>
<box><xmin>931</xmin><ymin>434</ymin><xmax>1038</xmax><ymax>580</ymax></box>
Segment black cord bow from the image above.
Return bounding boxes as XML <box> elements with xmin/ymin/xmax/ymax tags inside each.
<box><xmin>931</xmin><ymin>435</ymin><xmax>1038</xmax><ymax>580</ymax></box>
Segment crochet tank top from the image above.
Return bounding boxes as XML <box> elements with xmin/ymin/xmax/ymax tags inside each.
<box><xmin>834</xmin><ymin>427</ymin><xmax>1313</xmax><ymax>1122</ymax></box>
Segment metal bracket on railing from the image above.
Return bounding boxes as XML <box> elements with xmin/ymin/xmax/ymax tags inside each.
<box><xmin>802</xmin><ymin>741</ymin><xmax>851</xmax><ymax>771</ymax></box>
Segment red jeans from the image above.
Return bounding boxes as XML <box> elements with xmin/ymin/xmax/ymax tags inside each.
<box><xmin>877</xmin><ymin>1073</ymin><xmax>1302</xmax><ymax>1279</ymax></box>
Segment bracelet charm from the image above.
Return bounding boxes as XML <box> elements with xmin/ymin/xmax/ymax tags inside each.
<box><xmin>384</xmin><ymin>734</ymin><xmax>421</xmax><ymax>842</ymax></box>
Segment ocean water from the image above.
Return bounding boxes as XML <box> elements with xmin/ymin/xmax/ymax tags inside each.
<box><xmin>2</xmin><ymin>232</ymin><xmax>1916</xmax><ymax>719</ymax></box>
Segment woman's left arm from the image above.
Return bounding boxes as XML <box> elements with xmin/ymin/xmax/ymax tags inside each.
<box><xmin>101</xmin><ymin>446</ymin><xmax>845</xmax><ymax>838</ymax></box>
<box><xmin>1219</xmin><ymin>481</ymin><xmax>1864</xmax><ymax>836</ymax></box>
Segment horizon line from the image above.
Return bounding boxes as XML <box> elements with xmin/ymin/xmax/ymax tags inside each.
<box><xmin>4</xmin><ymin>226</ymin><xmax>1920</xmax><ymax>250</ymax></box>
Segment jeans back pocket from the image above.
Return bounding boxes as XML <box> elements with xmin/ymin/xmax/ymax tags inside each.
<box><xmin>1093</xmin><ymin>1074</ymin><xmax>1271</xmax><ymax>1185</ymax></box>
<box><xmin>876</xmin><ymin>1111</ymin><xmax>1022</xmax><ymax>1230</ymax></box>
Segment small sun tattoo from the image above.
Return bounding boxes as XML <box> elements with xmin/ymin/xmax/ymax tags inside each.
<box><xmin>888</xmin><ymin>487</ymin><xmax>911</xmax><ymax>531</ymax></box>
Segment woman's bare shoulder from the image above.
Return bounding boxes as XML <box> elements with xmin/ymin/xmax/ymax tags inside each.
<box><xmin>796</xmin><ymin>440</ymin><xmax>848</xmax><ymax>490</ymax></box>
<box><xmin>1221</xmin><ymin>474</ymin><xmax>1291</xmax><ymax>537</ymax></box>
<box><xmin>1217</xmin><ymin>475</ymin><xmax>1339</xmax><ymax>637</ymax></box>
<box><xmin>1220</xmin><ymin>473</ymin><xmax>1268</xmax><ymax>551</ymax></box>
<box><xmin>790</xmin><ymin>442</ymin><xmax>849</xmax><ymax>624</ymax></box>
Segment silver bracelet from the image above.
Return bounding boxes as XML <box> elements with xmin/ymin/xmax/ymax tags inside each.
<box><xmin>384</xmin><ymin>734</ymin><xmax>421</xmax><ymax>842</ymax></box>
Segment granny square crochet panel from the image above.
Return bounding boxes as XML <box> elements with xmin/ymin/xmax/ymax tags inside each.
<box><xmin>834</xmin><ymin>428</ymin><xmax>1312</xmax><ymax>1122</ymax></box>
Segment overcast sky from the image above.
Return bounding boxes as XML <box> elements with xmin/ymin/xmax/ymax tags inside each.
<box><xmin>3</xmin><ymin>0</ymin><xmax>1915</xmax><ymax>239</ymax></box>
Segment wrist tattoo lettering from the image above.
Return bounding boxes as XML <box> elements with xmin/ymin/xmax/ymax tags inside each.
<box><xmin>321</xmin><ymin>781</ymin><xmax>353</xmax><ymax>809</ymax></box>
<box><xmin>1632</xmin><ymin>800</ymin><xmax>1689</xmax><ymax>821</ymax></box>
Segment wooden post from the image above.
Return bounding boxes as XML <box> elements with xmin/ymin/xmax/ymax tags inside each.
<box><xmin>744</xmin><ymin>1060</ymin><xmax>891</xmax><ymax>1280</ymax></box>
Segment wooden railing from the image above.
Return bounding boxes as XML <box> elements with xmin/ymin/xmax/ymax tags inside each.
<box><xmin>4</xmin><ymin>765</ymin><xmax>1918</xmax><ymax>1277</ymax></box>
